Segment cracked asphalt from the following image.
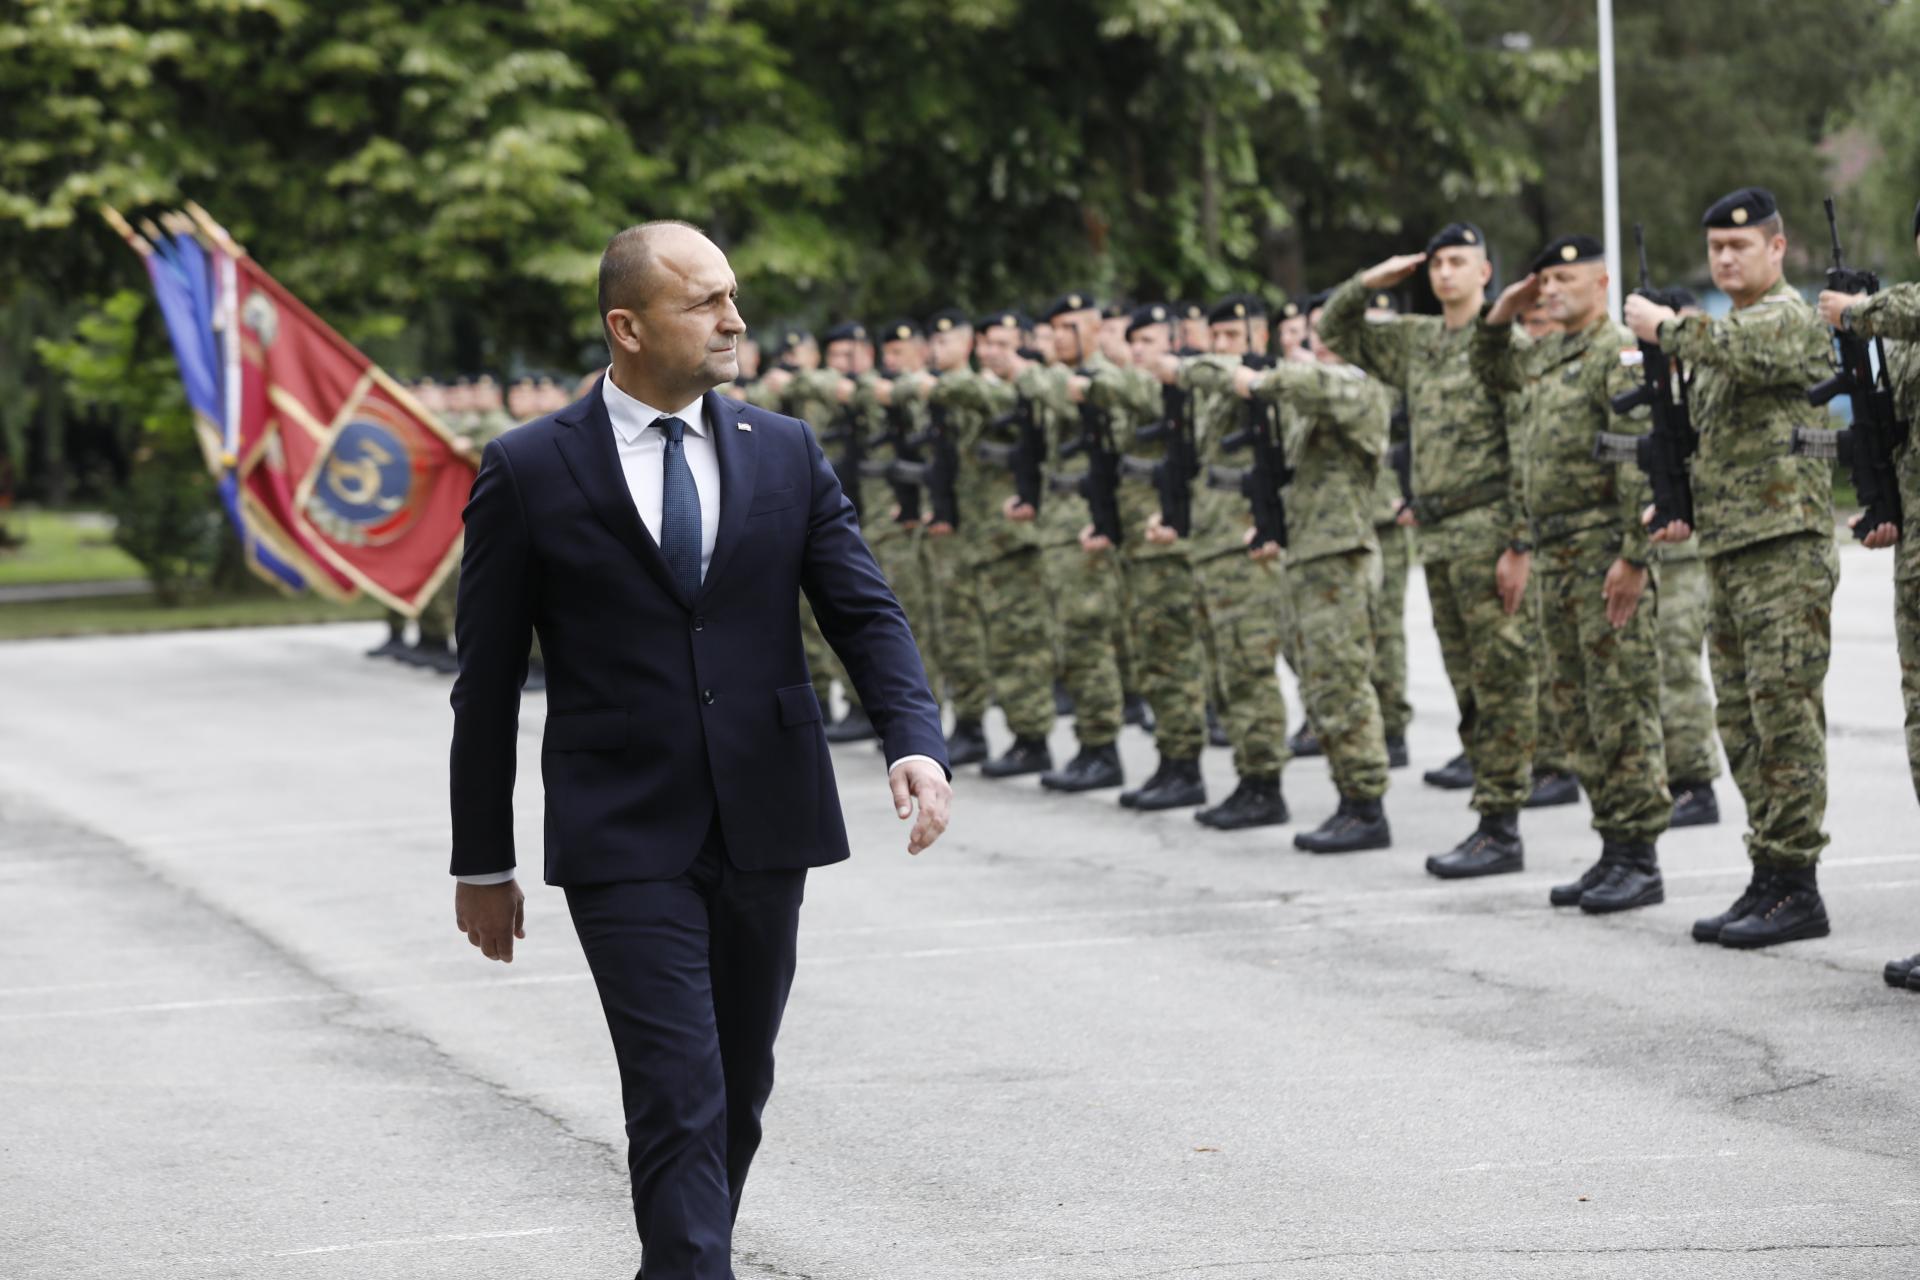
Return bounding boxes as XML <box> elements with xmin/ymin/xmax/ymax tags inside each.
<box><xmin>2</xmin><ymin>551</ymin><xmax>1916</xmax><ymax>1279</ymax></box>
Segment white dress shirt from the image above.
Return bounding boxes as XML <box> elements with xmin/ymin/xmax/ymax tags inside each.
<box><xmin>455</xmin><ymin>372</ymin><xmax>937</xmax><ymax>885</ymax></box>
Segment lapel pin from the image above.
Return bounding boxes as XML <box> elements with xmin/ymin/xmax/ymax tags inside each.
<box><xmin>738</xmin><ymin>422</ymin><xmax>752</xmax><ymax>431</ymax></box>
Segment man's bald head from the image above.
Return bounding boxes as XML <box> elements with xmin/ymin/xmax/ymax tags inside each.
<box><xmin>596</xmin><ymin>220</ymin><xmax>745</xmax><ymax>405</ymax></box>
<box><xmin>597</xmin><ymin>221</ymin><xmax>713</xmax><ymax>334</ymax></box>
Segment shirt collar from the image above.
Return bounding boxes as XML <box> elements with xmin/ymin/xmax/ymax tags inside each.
<box><xmin>603</xmin><ymin>368</ymin><xmax>708</xmax><ymax>445</ymax></box>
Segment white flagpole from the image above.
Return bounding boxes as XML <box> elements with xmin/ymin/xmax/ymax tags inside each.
<box><xmin>1598</xmin><ymin>0</ymin><xmax>1623</xmax><ymax>315</ymax></box>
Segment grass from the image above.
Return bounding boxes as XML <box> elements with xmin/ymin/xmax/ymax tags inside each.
<box><xmin>0</xmin><ymin>507</ymin><xmax>145</xmax><ymax>587</ymax></box>
<box><xmin>0</xmin><ymin>590</ymin><xmax>387</xmax><ymax>641</ymax></box>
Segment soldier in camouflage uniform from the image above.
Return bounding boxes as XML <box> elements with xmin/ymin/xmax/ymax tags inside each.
<box><xmin>890</xmin><ymin>308</ymin><xmax>1057</xmax><ymax>777</ymax></box>
<box><xmin>1652</xmin><ymin>290</ymin><xmax>1725</xmax><ymax>829</ymax></box>
<box><xmin>1359</xmin><ymin>296</ymin><xmax>1416</xmax><ymax>772</ymax></box>
<box><xmin>1154</xmin><ymin>298</ymin><xmax>1293</xmax><ymax>829</ymax></box>
<box><xmin>1814</xmin><ymin>203</ymin><xmax>1920</xmax><ymax>987</ymax></box>
<box><xmin>1215</xmin><ymin>297</ymin><xmax>1396</xmax><ymax>850</ymax></box>
<box><xmin>1624</xmin><ymin>187</ymin><xmax>1837</xmax><ymax>950</ymax></box>
<box><xmin>1323</xmin><ymin>222</ymin><xmax>1539</xmax><ymax>879</ymax></box>
<box><xmin>1014</xmin><ymin>293</ymin><xmax>1129</xmax><ymax>792</ymax></box>
<box><xmin>1477</xmin><ymin>235</ymin><xmax>1671</xmax><ymax>914</ymax></box>
<box><xmin>864</xmin><ymin>320</ymin><xmax>945</xmax><ymax>709</ymax></box>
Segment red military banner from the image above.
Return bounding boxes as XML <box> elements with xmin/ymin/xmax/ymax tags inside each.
<box><xmin>228</xmin><ymin>256</ymin><xmax>476</xmax><ymax>615</ymax></box>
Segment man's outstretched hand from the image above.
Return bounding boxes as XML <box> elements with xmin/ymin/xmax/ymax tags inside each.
<box><xmin>456</xmin><ymin>880</ymin><xmax>526</xmax><ymax>963</ymax></box>
<box><xmin>889</xmin><ymin>757</ymin><xmax>953</xmax><ymax>855</ymax></box>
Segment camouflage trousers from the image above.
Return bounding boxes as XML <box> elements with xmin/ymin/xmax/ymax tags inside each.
<box><xmin>873</xmin><ymin>527</ymin><xmax>942</xmax><ymax>704</ymax></box>
<box><xmin>973</xmin><ymin>545</ymin><xmax>1058</xmax><ymax>740</ymax></box>
<box><xmin>1530</xmin><ymin>584</ymin><xmax>1569</xmax><ymax>774</ymax></box>
<box><xmin>1424</xmin><ymin>549</ymin><xmax>1538</xmax><ymax>814</ymax></box>
<box><xmin>1656</xmin><ymin>555</ymin><xmax>1722</xmax><ymax>786</ymax></box>
<box><xmin>1196</xmin><ymin>549</ymin><xmax>1290</xmax><ymax>778</ymax></box>
<box><xmin>1042</xmin><ymin>539</ymin><xmax>1125</xmax><ymax>747</ymax></box>
<box><xmin>1536</xmin><ymin>536</ymin><xmax>1670</xmax><ymax>843</ymax></box>
<box><xmin>1900</xmin><ymin>571</ymin><xmax>1920</xmax><ymax>806</ymax></box>
<box><xmin>1369</xmin><ymin>522</ymin><xmax>1413</xmax><ymax>740</ymax></box>
<box><xmin>926</xmin><ymin>531</ymin><xmax>991</xmax><ymax>722</ymax></box>
<box><xmin>1707</xmin><ymin>532</ymin><xmax>1837</xmax><ymax>869</ymax></box>
<box><xmin>1291</xmin><ymin>549</ymin><xmax>1389</xmax><ymax>800</ymax></box>
<box><xmin>1126</xmin><ymin>549</ymin><xmax>1209</xmax><ymax>759</ymax></box>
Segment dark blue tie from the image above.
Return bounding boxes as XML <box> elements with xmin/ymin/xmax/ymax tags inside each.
<box><xmin>657</xmin><ymin>415</ymin><xmax>702</xmax><ymax>598</ymax></box>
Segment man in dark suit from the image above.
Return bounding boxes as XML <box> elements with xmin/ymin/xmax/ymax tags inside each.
<box><xmin>448</xmin><ymin>221</ymin><xmax>952</xmax><ymax>1278</ymax></box>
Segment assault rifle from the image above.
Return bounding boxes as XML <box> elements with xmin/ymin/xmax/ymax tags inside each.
<box><xmin>1052</xmin><ymin>390</ymin><xmax>1125</xmax><ymax>544</ymax></box>
<box><xmin>1120</xmin><ymin>382</ymin><xmax>1198</xmax><ymax>537</ymax></box>
<box><xmin>1386</xmin><ymin>403</ymin><xmax>1413</xmax><ymax>512</ymax></box>
<box><xmin>979</xmin><ymin>392</ymin><xmax>1047</xmax><ymax>513</ymax></box>
<box><xmin>1207</xmin><ymin>385</ymin><xmax>1290</xmax><ymax>550</ymax></box>
<box><xmin>890</xmin><ymin>401</ymin><xmax>960</xmax><ymax>529</ymax></box>
<box><xmin>857</xmin><ymin>390</ymin><xmax>926</xmax><ymax>525</ymax></box>
<box><xmin>1791</xmin><ymin>197</ymin><xmax>1908</xmax><ymax>539</ymax></box>
<box><xmin>1594</xmin><ymin>222</ymin><xmax>1696</xmax><ymax>534</ymax></box>
<box><xmin>819</xmin><ymin>398</ymin><xmax>868</xmax><ymax>527</ymax></box>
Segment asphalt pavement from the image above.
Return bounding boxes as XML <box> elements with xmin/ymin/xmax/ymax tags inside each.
<box><xmin>1</xmin><ymin>549</ymin><xmax>1916</xmax><ymax>1279</ymax></box>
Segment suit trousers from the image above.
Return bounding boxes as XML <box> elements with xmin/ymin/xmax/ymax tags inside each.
<box><xmin>566</xmin><ymin>821</ymin><xmax>807</xmax><ymax>1279</ymax></box>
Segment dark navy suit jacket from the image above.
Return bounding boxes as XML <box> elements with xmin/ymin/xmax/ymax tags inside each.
<box><xmin>448</xmin><ymin>379</ymin><xmax>949</xmax><ymax>885</ymax></box>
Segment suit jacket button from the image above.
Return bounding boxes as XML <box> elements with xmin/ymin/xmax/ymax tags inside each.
<box><xmin>702</xmin><ymin>689</ymin><xmax>715</xmax><ymax>704</ymax></box>
<box><xmin>693</xmin><ymin>616</ymin><xmax>705</xmax><ymax>632</ymax></box>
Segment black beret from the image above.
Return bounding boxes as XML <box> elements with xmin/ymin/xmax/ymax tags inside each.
<box><xmin>1529</xmin><ymin>234</ymin><xmax>1605</xmax><ymax>275</ymax></box>
<box><xmin>1208</xmin><ymin>296</ymin><xmax>1256</xmax><ymax>325</ymax></box>
<box><xmin>1041</xmin><ymin>291</ymin><xmax>1096</xmax><ymax>321</ymax></box>
<box><xmin>975</xmin><ymin>309</ymin><xmax>1026</xmax><ymax>332</ymax></box>
<box><xmin>1302</xmin><ymin>289</ymin><xmax>1334</xmax><ymax>313</ymax></box>
<box><xmin>1240</xmin><ymin>293</ymin><xmax>1269</xmax><ymax>319</ymax></box>
<box><xmin>1276</xmin><ymin>299</ymin><xmax>1303</xmax><ymax>321</ymax></box>
<box><xmin>925</xmin><ymin>307</ymin><xmax>971</xmax><ymax>334</ymax></box>
<box><xmin>1366</xmin><ymin>290</ymin><xmax>1399</xmax><ymax>314</ymax></box>
<box><xmin>1701</xmin><ymin>187</ymin><xmax>1778</xmax><ymax>230</ymax></box>
<box><xmin>1102</xmin><ymin>300</ymin><xmax>1131</xmax><ymax>320</ymax></box>
<box><xmin>1425</xmin><ymin>221</ymin><xmax>1487</xmax><ymax>254</ymax></box>
<box><xmin>777</xmin><ymin>328</ymin><xmax>810</xmax><ymax>351</ymax></box>
<box><xmin>879</xmin><ymin>318</ymin><xmax>923</xmax><ymax>342</ymax></box>
<box><xmin>1125</xmin><ymin>303</ymin><xmax>1172</xmax><ymax>337</ymax></box>
<box><xmin>1174</xmin><ymin>300</ymin><xmax>1205</xmax><ymax>322</ymax></box>
<box><xmin>822</xmin><ymin>320</ymin><xmax>870</xmax><ymax>344</ymax></box>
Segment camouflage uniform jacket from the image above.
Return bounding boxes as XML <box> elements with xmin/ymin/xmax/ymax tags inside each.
<box><xmin>1473</xmin><ymin>310</ymin><xmax>1653</xmax><ymax>564</ymax></box>
<box><xmin>1250</xmin><ymin>360</ymin><xmax>1389</xmax><ymax>565</ymax></box>
<box><xmin>1320</xmin><ymin>273</ymin><xmax>1527</xmax><ymax>564</ymax></box>
<box><xmin>922</xmin><ymin>366</ymin><xmax>1025</xmax><ymax>563</ymax></box>
<box><xmin>1656</xmin><ymin>278</ymin><xmax>1833</xmax><ymax>558</ymax></box>
<box><xmin>1091</xmin><ymin>363</ymin><xmax>1186</xmax><ymax>562</ymax></box>
<box><xmin>1014</xmin><ymin>359</ymin><xmax>1091</xmax><ymax>546</ymax></box>
<box><xmin>1177</xmin><ymin>356</ymin><xmax>1279</xmax><ymax>561</ymax></box>
<box><xmin>1844</xmin><ymin>281</ymin><xmax>1920</xmax><ymax>582</ymax></box>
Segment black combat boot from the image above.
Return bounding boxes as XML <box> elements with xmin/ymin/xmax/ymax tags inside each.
<box><xmin>1123</xmin><ymin>693</ymin><xmax>1156</xmax><ymax>732</ymax></box>
<box><xmin>1196</xmin><ymin>773</ymin><xmax>1287</xmax><ymax>829</ymax></box>
<box><xmin>1129</xmin><ymin>756</ymin><xmax>1206</xmax><ymax>811</ymax></box>
<box><xmin>522</xmin><ymin>658</ymin><xmax>546</xmax><ymax>693</ymax></box>
<box><xmin>366</xmin><ymin>623</ymin><xmax>408</xmax><ymax>660</ymax></box>
<box><xmin>1550</xmin><ymin>842</ymin><xmax>1618</xmax><ymax>908</ymax></box>
<box><xmin>1386</xmin><ymin>736</ymin><xmax>1410</xmax><ymax>769</ymax></box>
<box><xmin>1422</xmin><ymin>752</ymin><xmax>1474</xmax><ymax>790</ymax></box>
<box><xmin>1579</xmin><ymin>841</ymin><xmax>1664</xmax><ymax>914</ymax></box>
<box><xmin>1908</xmin><ymin>966</ymin><xmax>1920</xmax><ymax>993</ymax></box>
<box><xmin>1287</xmin><ymin>722</ymin><xmax>1323</xmax><ymax>758</ymax></box>
<box><xmin>1717</xmin><ymin>866</ymin><xmax>1830</xmax><ymax>949</ymax></box>
<box><xmin>981</xmin><ymin>735</ymin><xmax>1052</xmax><ymax>779</ymax></box>
<box><xmin>1670</xmin><ymin>780</ymin><xmax>1721</xmax><ymax>828</ymax></box>
<box><xmin>825</xmin><ymin>703</ymin><xmax>878</xmax><ymax>743</ymax></box>
<box><xmin>1426</xmin><ymin>811</ymin><xmax>1523</xmax><ymax>879</ymax></box>
<box><xmin>1207</xmin><ymin>704</ymin><xmax>1230</xmax><ymax>749</ymax></box>
<box><xmin>1882</xmin><ymin>953</ymin><xmax>1920</xmax><ymax>989</ymax></box>
<box><xmin>1053</xmin><ymin>681</ymin><xmax>1075</xmax><ymax>716</ymax></box>
<box><xmin>1524</xmin><ymin>767</ymin><xmax>1581</xmax><ymax>809</ymax></box>
<box><xmin>945</xmin><ymin>719</ymin><xmax>989</xmax><ymax>768</ymax></box>
<box><xmin>1690</xmin><ymin>871</ymin><xmax>1775</xmax><ymax>943</ymax></box>
<box><xmin>1040</xmin><ymin>742</ymin><xmax>1123</xmax><ymax>792</ymax></box>
<box><xmin>1293</xmin><ymin>795</ymin><xmax>1390</xmax><ymax>853</ymax></box>
<box><xmin>413</xmin><ymin>637</ymin><xmax>460</xmax><ymax>674</ymax></box>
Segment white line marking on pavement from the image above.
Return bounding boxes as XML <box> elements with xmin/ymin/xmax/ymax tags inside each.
<box><xmin>1448</xmin><ymin>1149</ymin><xmax>1739</xmax><ymax>1173</ymax></box>
<box><xmin>168</xmin><ymin>1225</ymin><xmax>575</xmax><ymax>1265</ymax></box>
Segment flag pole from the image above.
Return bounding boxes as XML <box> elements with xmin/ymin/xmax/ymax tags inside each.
<box><xmin>99</xmin><ymin>205</ymin><xmax>152</xmax><ymax>257</ymax></box>
<box><xmin>1598</xmin><ymin>0</ymin><xmax>1623</xmax><ymax>317</ymax></box>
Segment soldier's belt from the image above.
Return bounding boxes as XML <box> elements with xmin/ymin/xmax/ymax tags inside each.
<box><xmin>1788</xmin><ymin>426</ymin><xmax>1843</xmax><ymax>460</ymax></box>
<box><xmin>1412</xmin><ymin>477</ymin><xmax>1508</xmax><ymax>523</ymax></box>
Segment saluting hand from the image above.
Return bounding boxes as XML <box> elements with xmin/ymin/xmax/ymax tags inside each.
<box><xmin>1486</xmin><ymin>274</ymin><xmax>1541</xmax><ymax>327</ymax></box>
<box><xmin>1360</xmin><ymin>253</ymin><xmax>1427</xmax><ymax>290</ymax></box>
<box><xmin>889</xmin><ymin>758</ymin><xmax>952</xmax><ymax>855</ymax></box>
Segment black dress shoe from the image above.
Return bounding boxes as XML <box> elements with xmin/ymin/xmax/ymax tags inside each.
<box><xmin>1691</xmin><ymin>872</ymin><xmax>1774</xmax><ymax>943</ymax></box>
<box><xmin>522</xmin><ymin>659</ymin><xmax>546</xmax><ymax>693</ymax></box>
<box><xmin>1524</xmin><ymin>768</ymin><xmax>1581</xmax><ymax>808</ymax></box>
<box><xmin>1294</xmin><ymin>796</ymin><xmax>1391</xmax><ymax>853</ymax></box>
<box><xmin>1127</xmin><ymin>755</ymin><xmax>1206</xmax><ymax>811</ymax></box>
<box><xmin>982</xmin><ymin>735</ymin><xmax>1052</xmax><ymax>778</ymax></box>
<box><xmin>1287</xmin><ymin>722</ymin><xmax>1323</xmax><ymax>758</ymax></box>
<box><xmin>825</xmin><ymin>703</ymin><xmax>879</xmax><ymax>743</ymax></box>
<box><xmin>945</xmin><ymin>719</ymin><xmax>989</xmax><ymax>767</ymax></box>
<box><xmin>1426</xmin><ymin>811</ymin><xmax>1523</xmax><ymax>879</ymax></box>
<box><xmin>1206</xmin><ymin>704</ymin><xmax>1230</xmax><ymax>749</ymax></box>
<box><xmin>1883</xmin><ymin>953</ymin><xmax>1920</xmax><ymax>989</ymax></box>
<box><xmin>1386</xmin><ymin>736</ymin><xmax>1409</xmax><ymax>769</ymax></box>
<box><xmin>1195</xmin><ymin>774</ymin><xmax>1287</xmax><ymax>829</ymax></box>
<box><xmin>1717</xmin><ymin>867</ymin><xmax>1830</xmax><ymax>949</ymax></box>
<box><xmin>1670</xmin><ymin>780</ymin><xmax>1721</xmax><ymax>828</ymax></box>
<box><xmin>1550</xmin><ymin>847</ymin><xmax>1615</xmax><ymax>907</ymax></box>
<box><xmin>1580</xmin><ymin>842</ymin><xmax>1664</xmax><ymax>914</ymax></box>
<box><xmin>1123</xmin><ymin>693</ymin><xmax>1156</xmax><ymax>732</ymax></box>
<box><xmin>1040</xmin><ymin>742</ymin><xmax>1123</xmax><ymax>792</ymax></box>
<box><xmin>1422</xmin><ymin>752</ymin><xmax>1475</xmax><ymax>790</ymax></box>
